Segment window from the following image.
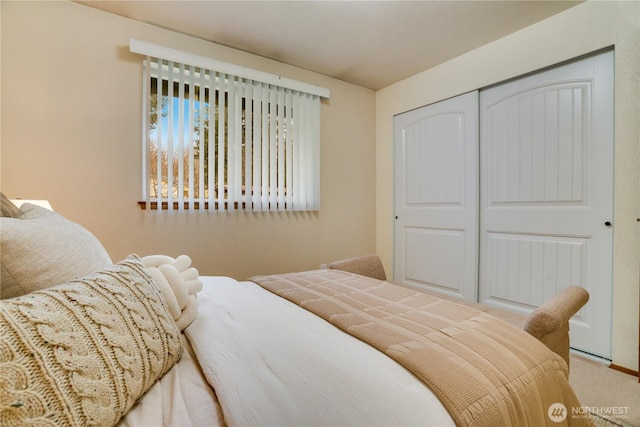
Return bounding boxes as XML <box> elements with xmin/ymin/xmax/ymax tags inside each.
<box><xmin>131</xmin><ymin>40</ymin><xmax>329</xmax><ymax>211</ymax></box>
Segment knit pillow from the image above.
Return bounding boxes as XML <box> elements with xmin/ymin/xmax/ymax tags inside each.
<box><xmin>0</xmin><ymin>255</ymin><xmax>183</xmax><ymax>427</ymax></box>
<box><xmin>0</xmin><ymin>203</ymin><xmax>112</xmax><ymax>299</ymax></box>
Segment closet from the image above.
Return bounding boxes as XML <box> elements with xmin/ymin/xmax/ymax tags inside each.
<box><xmin>393</xmin><ymin>50</ymin><xmax>613</xmax><ymax>359</ymax></box>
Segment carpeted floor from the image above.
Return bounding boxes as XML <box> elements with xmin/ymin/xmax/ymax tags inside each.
<box><xmin>569</xmin><ymin>353</ymin><xmax>639</xmax><ymax>426</ymax></box>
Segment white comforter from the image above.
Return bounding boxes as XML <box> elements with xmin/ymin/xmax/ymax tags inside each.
<box><xmin>118</xmin><ymin>335</ymin><xmax>225</xmax><ymax>427</ymax></box>
<box><xmin>185</xmin><ymin>276</ymin><xmax>455</xmax><ymax>427</ymax></box>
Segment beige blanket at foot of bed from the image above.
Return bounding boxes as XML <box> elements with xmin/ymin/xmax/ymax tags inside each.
<box><xmin>250</xmin><ymin>269</ymin><xmax>591</xmax><ymax>427</ymax></box>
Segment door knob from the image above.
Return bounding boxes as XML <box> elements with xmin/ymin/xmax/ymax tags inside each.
<box><xmin>604</xmin><ymin>221</ymin><xmax>612</xmax><ymax>227</ymax></box>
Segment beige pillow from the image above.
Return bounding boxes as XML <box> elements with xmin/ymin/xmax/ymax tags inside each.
<box><xmin>0</xmin><ymin>255</ymin><xmax>183</xmax><ymax>427</ymax></box>
<box><xmin>0</xmin><ymin>203</ymin><xmax>112</xmax><ymax>299</ymax></box>
<box><xmin>0</xmin><ymin>192</ymin><xmax>19</xmax><ymax>218</ymax></box>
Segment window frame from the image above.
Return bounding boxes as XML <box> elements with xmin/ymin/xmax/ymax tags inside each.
<box><xmin>131</xmin><ymin>40</ymin><xmax>329</xmax><ymax>212</ymax></box>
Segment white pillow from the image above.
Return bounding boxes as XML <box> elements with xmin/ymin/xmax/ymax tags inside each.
<box><xmin>141</xmin><ymin>254</ymin><xmax>203</xmax><ymax>331</ymax></box>
<box><xmin>1</xmin><ymin>204</ymin><xmax>112</xmax><ymax>299</ymax></box>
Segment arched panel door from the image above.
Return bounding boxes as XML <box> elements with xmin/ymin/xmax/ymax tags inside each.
<box><xmin>479</xmin><ymin>50</ymin><xmax>614</xmax><ymax>358</ymax></box>
<box><xmin>394</xmin><ymin>91</ymin><xmax>479</xmax><ymax>301</ymax></box>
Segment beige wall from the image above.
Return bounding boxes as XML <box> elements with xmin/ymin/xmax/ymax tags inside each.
<box><xmin>376</xmin><ymin>1</ymin><xmax>640</xmax><ymax>370</ymax></box>
<box><xmin>2</xmin><ymin>1</ymin><xmax>638</xmax><ymax>370</ymax></box>
<box><xmin>0</xmin><ymin>1</ymin><xmax>376</xmax><ymax>279</ymax></box>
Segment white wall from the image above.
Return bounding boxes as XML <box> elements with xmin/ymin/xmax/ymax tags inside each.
<box><xmin>376</xmin><ymin>1</ymin><xmax>639</xmax><ymax>370</ymax></box>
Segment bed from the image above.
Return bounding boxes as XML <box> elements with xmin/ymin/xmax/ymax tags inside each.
<box><xmin>0</xmin><ymin>198</ymin><xmax>592</xmax><ymax>427</ymax></box>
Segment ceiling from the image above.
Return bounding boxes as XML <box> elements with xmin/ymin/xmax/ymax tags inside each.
<box><xmin>77</xmin><ymin>0</ymin><xmax>582</xmax><ymax>91</ymax></box>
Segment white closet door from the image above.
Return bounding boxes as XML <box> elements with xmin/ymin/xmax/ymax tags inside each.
<box><xmin>394</xmin><ymin>91</ymin><xmax>478</xmax><ymax>300</ymax></box>
<box><xmin>479</xmin><ymin>51</ymin><xmax>614</xmax><ymax>358</ymax></box>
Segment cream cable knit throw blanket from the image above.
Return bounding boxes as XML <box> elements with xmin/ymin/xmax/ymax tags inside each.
<box><xmin>141</xmin><ymin>255</ymin><xmax>203</xmax><ymax>331</ymax></box>
<box><xmin>0</xmin><ymin>255</ymin><xmax>183</xmax><ymax>427</ymax></box>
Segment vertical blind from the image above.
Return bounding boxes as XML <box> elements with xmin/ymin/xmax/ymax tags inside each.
<box><xmin>131</xmin><ymin>40</ymin><xmax>329</xmax><ymax>212</ymax></box>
